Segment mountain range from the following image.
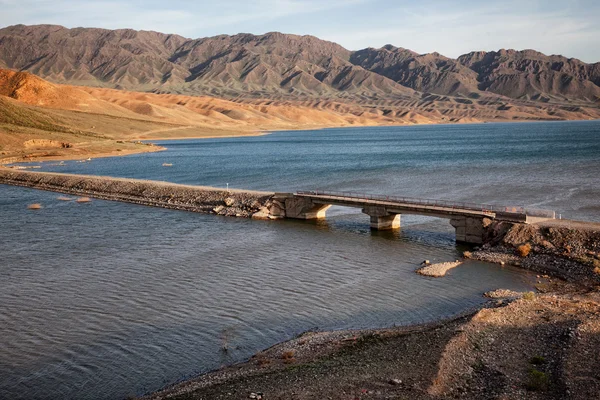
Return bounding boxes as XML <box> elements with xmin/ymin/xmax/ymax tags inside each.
<box><xmin>1</xmin><ymin>24</ymin><xmax>600</xmax><ymax>164</ymax></box>
<box><xmin>1</xmin><ymin>24</ymin><xmax>599</xmax><ymax>104</ymax></box>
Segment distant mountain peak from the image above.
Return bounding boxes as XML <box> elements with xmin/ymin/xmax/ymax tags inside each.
<box><xmin>0</xmin><ymin>24</ymin><xmax>598</xmax><ymax>104</ymax></box>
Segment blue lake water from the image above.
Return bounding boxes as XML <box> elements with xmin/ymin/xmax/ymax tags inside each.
<box><xmin>1</xmin><ymin>121</ymin><xmax>599</xmax><ymax>399</ymax></box>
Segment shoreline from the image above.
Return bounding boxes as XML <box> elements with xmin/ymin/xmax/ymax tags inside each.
<box><xmin>4</xmin><ymin>118</ymin><xmax>599</xmax><ymax>166</ymax></box>
<box><xmin>140</xmin><ymin>302</ymin><xmax>499</xmax><ymax>399</ymax></box>
<box><xmin>142</xmin><ymin>279</ymin><xmax>599</xmax><ymax>400</ymax></box>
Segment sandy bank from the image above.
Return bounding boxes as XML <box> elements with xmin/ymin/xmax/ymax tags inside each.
<box><xmin>416</xmin><ymin>261</ymin><xmax>463</xmax><ymax>277</ymax></box>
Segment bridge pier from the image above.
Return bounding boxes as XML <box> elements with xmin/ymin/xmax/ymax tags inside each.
<box><xmin>280</xmin><ymin>195</ymin><xmax>331</xmax><ymax>220</ymax></box>
<box><xmin>450</xmin><ymin>216</ymin><xmax>491</xmax><ymax>245</ymax></box>
<box><xmin>362</xmin><ymin>206</ymin><xmax>401</xmax><ymax>230</ymax></box>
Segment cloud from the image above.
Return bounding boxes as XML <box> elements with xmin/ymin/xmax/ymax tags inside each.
<box><xmin>0</xmin><ymin>0</ymin><xmax>367</xmax><ymax>36</ymax></box>
<box><xmin>317</xmin><ymin>1</ymin><xmax>600</xmax><ymax>62</ymax></box>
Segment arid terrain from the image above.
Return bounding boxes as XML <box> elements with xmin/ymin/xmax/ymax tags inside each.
<box><xmin>1</xmin><ymin>23</ymin><xmax>600</xmax><ymax>400</ymax></box>
<box><xmin>1</xmin><ymin>24</ymin><xmax>599</xmax><ymax>164</ymax></box>
<box><xmin>1</xmin><ymin>25</ymin><xmax>599</xmax><ymax>104</ymax></box>
<box><xmin>143</xmin><ymin>289</ymin><xmax>600</xmax><ymax>400</ymax></box>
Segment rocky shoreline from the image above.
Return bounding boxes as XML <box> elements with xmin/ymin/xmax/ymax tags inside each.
<box><xmin>465</xmin><ymin>220</ymin><xmax>600</xmax><ymax>286</ymax></box>
<box><xmin>135</xmin><ymin>215</ymin><xmax>600</xmax><ymax>399</ymax></box>
<box><xmin>142</xmin><ymin>285</ymin><xmax>600</xmax><ymax>400</ymax></box>
<box><xmin>0</xmin><ymin>168</ymin><xmax>277</xmax><ymax>219</ymax></box>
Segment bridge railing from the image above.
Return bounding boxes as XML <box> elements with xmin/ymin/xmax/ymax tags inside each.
<box><xmin>296</xmin><ymin>190</ymin><xmax>555</xmax><ymax>218</ymax></box>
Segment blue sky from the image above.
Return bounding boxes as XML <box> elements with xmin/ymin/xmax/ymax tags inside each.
<box><xmin>1</xmin><ymin>0</ymin><xmax>599</xmax><ymax>62</ymax></box>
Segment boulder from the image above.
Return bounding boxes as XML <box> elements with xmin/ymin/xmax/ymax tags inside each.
<box><xmin>252</xmin><ymin>207</ymin><xmax>271</xmax><ymax>220</ymax></box>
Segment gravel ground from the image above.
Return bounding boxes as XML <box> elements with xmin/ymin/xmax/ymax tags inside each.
<box><xmin>143</xmin><ymin>287</ymin><xmax>600</xmax><ymax>400</ymax></box>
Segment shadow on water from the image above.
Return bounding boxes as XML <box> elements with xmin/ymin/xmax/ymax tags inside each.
<box><xmin>285</xmin><ymin>213</ymin><xmax>460</xmax><ymax>251</ymax></box>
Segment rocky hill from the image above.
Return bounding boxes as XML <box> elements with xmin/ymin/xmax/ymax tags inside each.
<box><xmin>350</xmin><ymin>45</ymin><xmax>480</xmax><ymax>97</ymax></box>
<box><xmin>458</xmin><ymin>49</ymin><xmax>600</xmax><ymax>102</ymax></box>
<box><xmin>1</xmin><ymin>24</ymin><xmax>599</xmax><ymax>105</ymax></box>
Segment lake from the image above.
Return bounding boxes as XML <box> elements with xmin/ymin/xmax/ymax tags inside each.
<box><xmin>1</xmin><ymin>121</ymin><xmax>599</xmax><ymax>399</ymax></box>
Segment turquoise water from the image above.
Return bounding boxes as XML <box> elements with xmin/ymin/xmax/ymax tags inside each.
<box><xmin>1</xmin><ymin>121</ymin><xmax>599</xmax><ymax>399</ymax></box>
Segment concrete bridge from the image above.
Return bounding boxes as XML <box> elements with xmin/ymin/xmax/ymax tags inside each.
<box><xmin>0</xmin><ymin>169</ymin><xmax>556</xmax><ymax>245</ymax></box>
<box><xmin>271</xmin><ymin>190</ymin><xmax>556</xmax><ymax>244</ymax></box>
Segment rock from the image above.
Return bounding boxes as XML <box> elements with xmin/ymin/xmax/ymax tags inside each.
<box><xmin>213</xmin><ymin>205</ymin><xmax>225</xmax><ymax>213</ymax></box>
<box><xmin>252</xmin><ymin>207</ymin><xmax>271</xmax><ymax>220</ymax></box>
<box><xmin>389</xmin><ymin>378</ymin><xmax>402</xmax><ymax>385</ymax></box>
<box><xmin>224</xmin><ymin>197</ymin><xmax>236</xmax><ymax>206</ymax></box>
<box><xmin>484</xmin><ymin>289</ymin><xmax>523</xmax><ymax>299</ymax></box>
<box><xmin>417</xmin><ymin>261</ymin><xmax>463</xmax><ymax>277</ymax></box>
<box><xmin>249</xmin><ymin>393</ymin><xmax>257</xmax><ymax>399</ymax></box>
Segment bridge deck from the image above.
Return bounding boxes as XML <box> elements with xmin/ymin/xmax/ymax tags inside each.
<box><xmin>295</xmin><ymin>190</ymin><xmax>555</xmax><ymax>221</ymax></box>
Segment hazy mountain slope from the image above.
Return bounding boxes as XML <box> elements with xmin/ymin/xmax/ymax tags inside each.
<box><xmin>350</xmin><ymin>45</ymin><xmax>480</xmax><ymax>97</ymax></box>
<box><xmin>458</xmin><ymin>49</ymin><xmax>600</xmax><ymax>102</ymax></box>
<box><xmin>0</xmin><ymin>24</ymin><xmax>599</xmax><ymax>107</ymax></box>
<box><xmin>0</xmin><ymin>25</ymin><xmax>416</xmax><ymax>99</ymax></box>
<box><xmin>0</xmin><ymin>24</ymin><xmax>190</xmax><ymax>88</ymax></box>
<box><xmin>167</xmin><ymin>31</ymin><xmax>417</xmax><ymax>98</ymax></box>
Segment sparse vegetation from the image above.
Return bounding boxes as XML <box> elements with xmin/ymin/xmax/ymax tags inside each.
<box><xmin>281</xmin><ymin>350</ymin><xmax>296</xmax><ymax>364</ymax></box>
<box><xmin>255</xmin><ymin>356</ymin><xmax>271</xmax><ymax>367</ymax></box>
<box><xmin>522</xmin><ymin>291</ymin><xmax>536</xmax><ymax>301</ymax></box>
<box><xmin>517</xmin><ymin>243</ymin><xmax>531</xmax><ymax>257</ymax></box>
<box><xmin>530</xmin><ymin>355</ymin><xmax>546</xmax><ymax>365</ymax></box>
<box><xmin>526</xmin><ymin>368</ymin><xmax>550</xmax><ymax>391</ymax></box>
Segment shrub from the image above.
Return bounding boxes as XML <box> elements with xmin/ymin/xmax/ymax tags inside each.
<box><xmin>530</xmin><ymin>355</ymin><xmax>546</xmax><ymax>365</ymax></box>
<box><xmin>255</xmin><ymin>357</ymin><xmax>271</xmax><ymax>367</ymax></box>
<box><xmin>526</xmin><ymin>368</ymin><xmax>550</xmax><ymax>391</ymax></box>
<box><xmin>522</xmin><ymin>291</ymin><xmax>536</xmax><ymax>301</ymax></box>
<box><xmin>517</xmin><ymin>243</ymin><xmax>532</xmax><ymax>257</ymax></box>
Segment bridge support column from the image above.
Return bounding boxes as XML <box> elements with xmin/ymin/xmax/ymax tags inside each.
<box><xmin>282</xmin><ymin>196</ymin><xmax>331</xmax><ymax>220</ymax></box>
<box><xmin>369</xmin><ymin>214</ymin><xmax>401</xmax><ymax>230</ymax></box>
<box><xmin>450</xmin><ymin>217</ymin><xmax>491</xmax><ymax>244</ymax></box>
<box><xmin>362</xmin><ymin>206</ymin><xmax>401</xmax><ymax>230</ymax></box>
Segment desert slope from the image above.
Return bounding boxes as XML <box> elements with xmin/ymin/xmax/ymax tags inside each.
<box><xmin>1</xmin><ymin>24</ymin><xmax>599</xmax><ymax>107</ymax></box>
<box><xmin>1</xmin><ymin>68</ymin><xmax>600</xmax><ymax>164</ymax></box>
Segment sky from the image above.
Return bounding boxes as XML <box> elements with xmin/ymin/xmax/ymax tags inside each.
<box><xmin>1</xmin><ymin>0</ymin><xmax>599</xmax><ymax>62</ymax></box>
